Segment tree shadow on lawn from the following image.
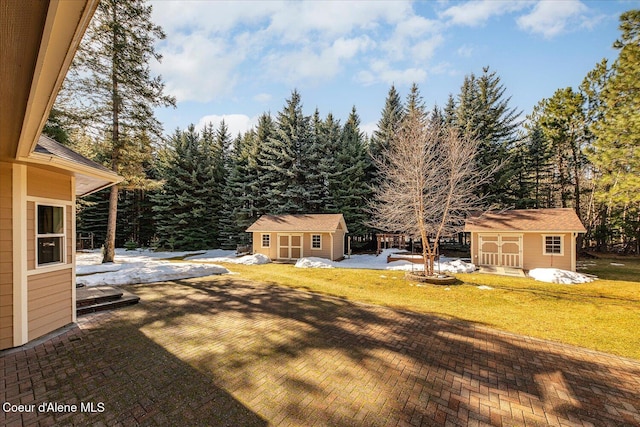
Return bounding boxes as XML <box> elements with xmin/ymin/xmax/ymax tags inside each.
<box><xmin>116</xmin><ymin>276</ymin><xmax>640</xmax><ymax>426</ymax></box>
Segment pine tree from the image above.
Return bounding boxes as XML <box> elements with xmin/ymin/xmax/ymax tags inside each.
<box><xmin>317</xmin><ymin>112</ymin><xmax>343</xmax><ymax>212</ymax></box>
<box><xmin>332</xmin><ymin>106</ymin><xmax>373</xmax><ymax>236</ymax></box>
<box><xmin>370</xmin><ymin>85</ymin><xmax>404</xmax><ymax>182</ymax></box>
<box><xmin>586</xmin><ymin>10</ymin><xmax>640</xmax><ymax>253</ymax></box>
<box><xmin>151</xmin><ymin>126</ymin><xmax>214</xmax><ymax>250</ymax></box>
<box><xmin>55</xmin><ymin>0</ymin><xmax>175</xmax><ymax>262</ymax></box>
<box><xmin>454</xmin><ymin>67</ymin><xmax>522</xmax><ymax>207</ymax></box>
<box><xmin>261</xmin><ymin>90</ymin><xmax>311</xmax><ymax>214</ymax></box>
<box><xmin>530</xmin><ymin>87</ymin><xmax>589</xmax><ymax>217</ymax></box>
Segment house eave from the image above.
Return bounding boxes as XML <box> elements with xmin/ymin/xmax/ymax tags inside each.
<box><xmin>22</xmin><ymin>151</ymin><xmax>122</xmax><ymax>197</ymax></box>
<box><xmin>12</xmin><ymin>0</ymin><xmax>100</xmax><ymax>160</ymax></box>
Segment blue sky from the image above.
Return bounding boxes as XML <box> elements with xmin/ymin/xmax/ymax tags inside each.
<box><xmin>149</xmin><ymin>0</ymin><xmax>639</xmax><ymax>137</ymax></box>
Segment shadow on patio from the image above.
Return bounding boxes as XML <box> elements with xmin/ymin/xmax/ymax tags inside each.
<box><xmin>3</xmin><ymin>274</ymin><xmax>639</xmax><ymax>426</ymax></box>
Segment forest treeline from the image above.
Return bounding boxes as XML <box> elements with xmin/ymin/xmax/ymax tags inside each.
<box><xmin>50</xmin><ymin>6</ymin><xmax>639</xmax><ymax>254</ymax></box>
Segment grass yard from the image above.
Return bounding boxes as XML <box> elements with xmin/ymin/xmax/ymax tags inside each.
<box><xmin>218</xmin><ymin>258</ymin><xmax>640</xmax><ymax>360</ymax></box>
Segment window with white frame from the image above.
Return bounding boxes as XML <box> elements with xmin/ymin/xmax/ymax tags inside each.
<box><xmin>37</xmin><ymin>204</ymin><xmax>65</xmax><ymax>266</ymax></box>
<box><xmin>311</xmin><ymin>234</ymin><xmax>321</xmax><ymax>249</ymax></box>
<box><xmin>543</xmin><ymin>235</ymin><xmax>563</xmax><ymax>255</ymax></box>
<box><xmin>261</xmin><ymin>234</ymin><xmax>270</xmax><ymax>248</ymax></box>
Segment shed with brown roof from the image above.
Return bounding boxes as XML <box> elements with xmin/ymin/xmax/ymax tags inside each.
<box><xmin>246</xmin><ymin>214</ymin><xmax>349</xmax><ymax>261</ymax></box>
<box><xmin>464</xmin><ymin>208</ymin><xmax>586</xmax><ymax>272</ymax></box>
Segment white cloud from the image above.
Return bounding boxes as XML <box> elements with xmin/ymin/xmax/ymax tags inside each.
<box><xmin>356</xmin><ymin>60</ymin><xmax>427</xmax><ymax>86</ymax></box>
<box><xmin>517</xmin><ymin>0</ymin><xmax>588</xmax><ymax>38</ymax></box>
<box><xmin>196</xmin><ymin>114</ymin><xmax>259</xmax><ymax>137</ymax></box>
<box><xmin>253</xmin><ymin>93</ymin><xmax>272</xmax><ymax>103</ymax></box>
<box><xmin>410</xmin><ymin>35</ymin><xmax>445</xmax><ymax>62</ymax></box>
<box><xmin>440</xmin><ymin>0</ymin><xmax>530</xmax><ymax>26</ymax></box>
<box><xmin>266</xmin><ymin>1</ymin><xmax>412</xmax><ymax>42</ymax></box>
<box><xmin>457</xmin><ymin>44</ymin><xmax>473</xmax><ymax>58</ymax></box>
<box><xmin>360</xmin><ymin>120</ymin><xmax>379</xmax><ymax>137</ymax></box>
<box><xmin>263</xmin><ymin>36</ymin><xmax>375</xmax><ymax>85</ymax></box>
<box><xmin>155</xmin><ymin>33</ymin><xmax>245</xmax><ymax>103</ymax></box>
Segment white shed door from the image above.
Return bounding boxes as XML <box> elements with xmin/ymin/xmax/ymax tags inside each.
<box><xmin>278</xmin><ymin>234</ymin><xmax>303</xmax><ymax>259</ymax></box>
<box><xmin>478</xmin><ymin>234</ymin><xmax>522</xmax><ymax>268</ymax></box>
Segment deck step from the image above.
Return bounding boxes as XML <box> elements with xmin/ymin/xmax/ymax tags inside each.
<box><xmin>76</xmin><ymin>285</ymin><xmax>140</xmax><ymax>316</ymax></box>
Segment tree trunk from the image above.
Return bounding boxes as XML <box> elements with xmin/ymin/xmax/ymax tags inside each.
<box><xmin>103</xmin><ymin>185</ymin><xmax>119</xmax><ymax>263</ymax></box>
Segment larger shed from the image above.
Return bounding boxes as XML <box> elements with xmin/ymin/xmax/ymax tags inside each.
<box><xmin>246</xmin><ymin>214</ymin><xmax>348</xmax><ymax>261</ymax></box>
<box><xmin>464</xmin><ymin>208</ymin><xmax>586</xmax><ymax>272</ymax></box>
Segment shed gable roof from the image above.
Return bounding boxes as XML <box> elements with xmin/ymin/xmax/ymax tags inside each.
<box><xmin>464</xmin><ymin>208</ymin><xmax>586</xmax><ymax>232</ymax></box>
<box><xmin>246</xmin><ymin>214</ymin><xmax>348</xmax><ymax>233</ymax></box>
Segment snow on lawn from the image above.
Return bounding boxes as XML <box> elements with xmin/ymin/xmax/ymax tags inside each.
<box><xmin>76</xmin><ymin>249</ymin><xmax>229</xmax><ymax>287</ymax></box>
<box><xmin>528</xmin><ymin>268</ymin><xmax>595</xmax><ymax>284</ymax></box>
<box><xmin>295</xmin><ymin>249</ymin><xmax>476</xmax><ymax>273</ymax></box>
<box><xmin>185</xmin><ymin>250</ymin><xmax>271</xmax><ymax>265</ymax></box>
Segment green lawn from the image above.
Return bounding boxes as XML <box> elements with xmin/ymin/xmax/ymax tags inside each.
<box><xmin>215</xmin><ymin>258</ymin><xmax>640</xmax><ymax>360</ymax></box>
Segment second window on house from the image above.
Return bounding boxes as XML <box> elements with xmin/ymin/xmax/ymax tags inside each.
<box><xmin>311</xmin><ymin>234</ymin><xmax>321</xmax><ymax>249</ymax></box>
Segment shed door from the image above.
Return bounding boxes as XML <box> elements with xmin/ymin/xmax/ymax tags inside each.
<box><xmin>278</xmin><ymin>234</ymin><xmax>303</xmax><ymax>259</ymax></box>
<box><xmin>478</xmin><ymin>234</ymin><xmax>522</xmax><ymax>268</ymax></box>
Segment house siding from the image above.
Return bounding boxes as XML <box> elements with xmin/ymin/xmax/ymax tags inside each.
<box><xmin>27</xmin><ymin>166</ymin><xmax>72</xmax><ymax>201</ymax></box>
<box><xmin>522</xmin><ymin>232</ymin><xmax>573</xmax><ymax>271</ymax></box>
<box><xmin>27</xmin><ymin>269</ymin><xmax>73</xmax><ymax>340</ymax></box>
<box><xmin>303</xmin><ymin>233</ymin><xmax>332</xmax><ymax>259</ymax></box>
<box><xmin>333</xmin><ymin>230</ymin><xmax>346</xmax><ymax>260</ymax></box>
<box><xmin>251</xmin><ymin>231</ymin><xmax>346</xmax><ymax>261</ymax></box>
<box><xmin>470</xmin><ymin>231</ymin><xmax>574</xmax><ymax>272</ymax></box>
<box><xmin>0</xmin><ymin>162</ymin><xmax>13</xmax><ymax>350</ymax></box>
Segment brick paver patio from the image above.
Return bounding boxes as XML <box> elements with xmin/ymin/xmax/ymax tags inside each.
<box><xmin>2</xmin><ymin>275</ymin><xmax>639</xmax><ymax>426</ymax></box>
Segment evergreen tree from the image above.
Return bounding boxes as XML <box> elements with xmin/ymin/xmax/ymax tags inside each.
<box><xmin>586</xmin><ymin>10</ymin><xmax>640</xmax><ymax>252</ymax></box>
<box><xmin>454</xmin><ymin>67</ymin><xmax>522</xmax><ymax>207</ymax></box>
<box><xmin>55</xmin><ymin>0</ymin><xmax>175</xmax><ymax>261</ymax></box>
<box><xmin>370</xmin><ymin>85</ymin><xmax>404</xmax><ymax>182</ymax></box>
<box><xmin>332</xmin><ymin>107</ymin><xmax>373</xmax><ymax>236</ymax></box>
<box><xmin>261</xmin><ymin>90</ymin><xmax>311</xmax><ymax>214</ymax></box>
<box><xmin>530</xmin><ymin>87</ymin><xmax>589</xmax><ymax>217</ymax></box>
<box><xmin>218</xmin><ymin>133</ymin><xmax>253</xmax><ymax>249</ymax></box>
<box><xmin>317</xmin><ymin>112</ymin><xmax>343</xmax><ymax>212</ymax></box>
<box><xmin>151</xmin><ymin>126</ymin><xmax>215</xmax><ymax>250</ymax></box>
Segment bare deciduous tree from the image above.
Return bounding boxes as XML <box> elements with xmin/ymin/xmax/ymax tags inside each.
<box><xmin>369</xmin><ymin>105</ymin><xmax>490</xmax><ymax>276</ymax></box>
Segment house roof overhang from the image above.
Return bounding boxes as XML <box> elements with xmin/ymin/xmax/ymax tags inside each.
<box><xmin>29</xmin><ymin>135</ymin><xmax>122</xmax><ymax>197</ymax></box>
<box><xmin>246</xmin><ymin>214</ymin><xmax>349</xmax><ymax>234</ymax></box>
<box><xmin>464</xmin><ymin>208</ymin><xmax>587</xmax><ymax>233</ymax></box>
<box><xmin>0</xmin><ymin>1</ymin><xmax>118</xmax><ymax>196</ymax></box>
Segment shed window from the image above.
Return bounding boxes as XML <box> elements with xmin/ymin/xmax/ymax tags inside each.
<box><xmin>311</xmin><ymin>234</ymin><xmax>321</xmax><ymax>249</ymax></box>
<box><xmin>37</xmin><ymin>204</ymin><xmax>65</xmax><ymax>266</ymax></box>
<box><xmin>261</xmin><ymin>234</ymin><xmax>270</xmax><ymax>248</ymax></box>
<box><xmin>543</xmin><ymin>235</ymin><xmax>563</xmax><ymax>255</ymax></box>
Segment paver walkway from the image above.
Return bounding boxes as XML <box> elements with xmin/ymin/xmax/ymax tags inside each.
<box><xmin>2</xmin><ymin>276</ymin><xmax>640</xmax><ymax>426</ymax></box>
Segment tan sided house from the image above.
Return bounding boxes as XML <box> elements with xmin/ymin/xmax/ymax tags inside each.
<box><xmin>1</xmin><ymin>1</ymin><xmax>121</xmax><ymax>350</ymax></box>
<box><xmin>246</xmin><ymin>214</ymin><xmax>348</xmax><ymax>262</ymax></box>
<box><xmin>464</xmin><ymin>208</ymin><xmax>586</xmax><ymax>272</ymax></box>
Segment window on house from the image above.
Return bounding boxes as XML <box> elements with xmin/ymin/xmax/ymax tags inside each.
<box><xmin>37</xmin><ymin>205</ymin><xmax>65</xmax><ymax>266</ymax></box>
<box><xmin>261</xmin><ymin>234</ymin><xmax>270</xmax><ymax>248</ymax></box>
<box><xmin>311</xmin><ymin>234</ymin><xmax>321</xmax><ymax>249</ymax></box>
<box><xmin>544</xmin><ymin>235</ymin><xmax>562</xmax><ymax>255</ymax></box>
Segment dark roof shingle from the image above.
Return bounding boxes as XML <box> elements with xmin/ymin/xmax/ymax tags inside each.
<box><xmin>246</xmin><ymin>214</ymin><xmax>347</xmax><ymax>233</ymax></box>
<box><xmin>464</xmin><ymin>208</ymin><xmax>586</xmax><ymax>232</ymax></box>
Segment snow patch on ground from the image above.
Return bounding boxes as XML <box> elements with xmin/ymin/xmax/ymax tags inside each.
<box><xmin>477</xmin><ymin>285</ymin><xmax>493</xmax><ymax>290</ymax></box>
<box><xmin>294</xmin><ymin>249</ymin><xmax>476</xmax><ymax>273</ymax></box>
<box><xmin>528</xmin><ymin>268</ymin><xmax>595</xmax><ymax>284</ymax></box>
<box><xmin>76</xmin><ymin>263</ymin><xmax>122</xmax><ymax>275</ymax></box>
<box><xmin>77</xmin><ymin>262</ymin><xmax>228</xmax><ymax>287</ymax></box>
<box><xmin>186</xmin><ymin>250</ymin><xmax>270</xmax><ymax>265</ymax></box>
<box><xmin>76</xmin><ymin>249</ymin><xmax>229</xmax><ymax>287</ymax></box>
<box><xmin>295</xmin><ymin>257</ymin><xmax>335</xmax><ymax>268</ymax></box>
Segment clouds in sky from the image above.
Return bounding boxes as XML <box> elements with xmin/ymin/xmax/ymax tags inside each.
<box><xmin>150</xmin><ymin>0</ymin><xmax>608</xmax><ymax>134</ymax></box>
